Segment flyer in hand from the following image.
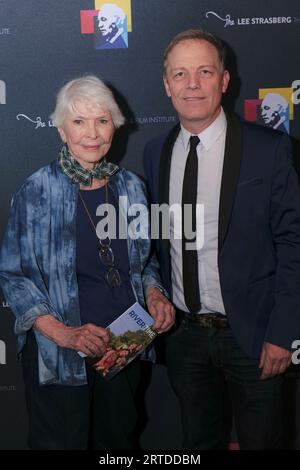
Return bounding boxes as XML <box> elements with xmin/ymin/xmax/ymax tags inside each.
<box><xmin>83</xmin><ymin>302</ymin><xmax>157</xmax><ymax>380</ymax></box>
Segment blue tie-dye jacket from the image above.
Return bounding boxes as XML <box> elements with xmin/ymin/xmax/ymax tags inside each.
<box><xmin>0</xmin><ymin>160</ymin><xmax>165</xmax><ymax>385</ymax></box>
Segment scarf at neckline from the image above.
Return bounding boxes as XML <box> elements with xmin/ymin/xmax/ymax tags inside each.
<box><xmin>58</xmin><ymin>144</ymin><xmax>119</xmax><ymax>186</ymax></box>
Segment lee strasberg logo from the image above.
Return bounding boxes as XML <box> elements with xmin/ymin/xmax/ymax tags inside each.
<box><xmin>80</xmin><ymin>0</ymin><xmax>132</xmax><ymax>50</ymax></box>
<box><xmin>244</xmin><ymin>80</ymin><xmax>300</xmax><ymax>134</ymax></box>
<box><xmin>205</xmin><ymin>10</ymin><xmax>297</xmax><ymax>27</ymax></box>
<box><xmin>0</xmin><ymin>79</ymin><xmax>6</xmax><ymax>104</ymax></box>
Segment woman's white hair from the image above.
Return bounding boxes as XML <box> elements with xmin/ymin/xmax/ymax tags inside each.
<box><xmin>50</xmin><ymin>75</ymin><xmax>125</xmax><ymax>128</ymax></box>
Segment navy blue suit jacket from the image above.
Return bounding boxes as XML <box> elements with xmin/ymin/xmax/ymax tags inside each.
<box><xmin>143</xmin><ymin>113</ymin><xmax>300</xmax><ymax>358</ymax></box>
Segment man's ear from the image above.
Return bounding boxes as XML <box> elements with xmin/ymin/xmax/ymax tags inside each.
<box><xmin>222</xmin><ymin>70</ymin><xmax>230</xmax><ymax>94</ymax></box>
<box><xmin>163</xmin><ymin>76</ymin><xmax>171</xmax><ymax>98</ymax></box>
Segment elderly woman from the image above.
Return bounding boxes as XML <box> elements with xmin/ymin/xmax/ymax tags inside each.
<box><xmin>0</xmin><ymin>75</ymin><xmax>175</xmax><ymax>449</ymax></box>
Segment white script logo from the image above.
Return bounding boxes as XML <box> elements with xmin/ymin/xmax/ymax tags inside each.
<box><xmin>205</xmin><ymin>11</ymin><xmax>234</xmax><ymax>27</ymax></box>
<box><xmin>16</xmin><ymin>114</ymin><xmax>54</xmax><ymax>129</ymax></box>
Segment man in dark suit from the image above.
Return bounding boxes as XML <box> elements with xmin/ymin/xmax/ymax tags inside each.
<box><xmin>143</xmin><ymin>29</ymin><xmax>300</xmax><ymax>449</ymax></box>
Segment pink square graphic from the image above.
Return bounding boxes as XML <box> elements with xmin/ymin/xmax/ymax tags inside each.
<box><xmin>244</xmin><ymin>99</ymin><xmax>262</xmax><ymax>121</ymax></box>
<box><xmin>80</xmin><ymin>10</ymin><xmax>99</xmax><ymax>34</ymax></box>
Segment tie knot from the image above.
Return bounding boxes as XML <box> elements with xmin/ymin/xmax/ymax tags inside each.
<box><xmin>189</xmin><ymin>135</ymin><xmax>200</xmax><ymax>150</ymax></box>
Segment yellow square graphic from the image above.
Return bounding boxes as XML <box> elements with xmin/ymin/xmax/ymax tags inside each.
<box><xmin>259</xmin><ymin>87</ymin><xmax>294</xmax><ymax>120</ymax></box>
<box><xmin>95</xmin><ymin>0</ymin><xmax>132</xmax><ymax>32</ymax></box>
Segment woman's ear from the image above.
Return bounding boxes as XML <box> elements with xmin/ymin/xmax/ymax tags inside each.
<box><xmin>58</xmin><ymin>127</ymin><xmax>66</xmax><ymax>143</ymax></box>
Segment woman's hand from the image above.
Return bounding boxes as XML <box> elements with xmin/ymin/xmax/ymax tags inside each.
<box><xmin>146</xmin><ymin>287</ymin><xmax>175</xmax><ymax>333</ymax></box>
<box><xmin>34</xmin><ymin>315</ymin><xmax>109</xmax><ymax>357</ymax></box>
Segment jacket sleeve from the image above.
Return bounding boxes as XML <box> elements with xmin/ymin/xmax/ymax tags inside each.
<box><xmin>141</xmin><ymin>251</ymin><xmax>169</xmax><ymax>299</ymax></box>
<box><xmin>265</xmin><ymin>133</ymin><xmax>300</xmax><ymax>349</ymax></box>
<box><xmin>124</xmin><ymin>169</ymin><xmax>169</xmax><ymax>300</ymax></box>
<box><xmin>0</xmin><ymin>187</ymin><xmax>62</xmax><ymax>334</ymax></box>
<box><xmin>138</xmin><ymin>177</ymin><xmax>169</xmax><ymax>299</ymax></box>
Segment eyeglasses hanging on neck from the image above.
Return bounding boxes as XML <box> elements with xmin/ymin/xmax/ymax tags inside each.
<box><xmin>78</xmin><ymin>183</ymin><xmax>122</xmax><ymax>288</ymax></box>
<box><xmin>98</xmin><ymin>236</ymin><xmax>122</xmax><ymax>287</ymax></box>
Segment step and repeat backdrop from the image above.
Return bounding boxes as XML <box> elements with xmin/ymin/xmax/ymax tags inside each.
<box><xmin>0</xmin><ymin>0</ymin><xmax>300</xmax><ymax>449</ymax></box>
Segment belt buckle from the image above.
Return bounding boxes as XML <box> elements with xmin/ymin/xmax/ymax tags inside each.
<box><xmin>197</xmin><ymin>314</ymin><xmax>214</xmax><ymax>328</ymax></box>
<box><xmin>214</xmin><ymin>315</ymin><xmax>228</xmax><ymax>328</ymax></box>
<box><xmin>202</xmin><ymin>313</ymin><xmax>227</xmax><ymax>328</ymax></box>
<box><xmin>212</xmin><ymin>316</ymin><xmax>221</xmax><ymax>328</ymax></box>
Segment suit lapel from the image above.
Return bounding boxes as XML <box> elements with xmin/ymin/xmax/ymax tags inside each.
<box><xmin>158</xmin><ymin>124</ymin><xmax>180</xmax><ymax>287</ymax></box>
<box><xmin>158</xmin><ymin>124</ymin><xmax>180</xmax><ymax>206</ymax></box>
<box><xmin>218</xmin><ymin>113</ymin><xmax>242</xmax><ymax>250</ymax></box>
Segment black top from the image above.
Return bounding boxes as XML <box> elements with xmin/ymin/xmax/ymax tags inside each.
<box><xmin>76</xmin><ymin>185</ymin><xmax>135</xmax><ymax>327</ymax></box>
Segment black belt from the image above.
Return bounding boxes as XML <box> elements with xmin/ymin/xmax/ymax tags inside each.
<box><xmin>176</xmin><ymin>309</ymin><xmax>229</xmax><ymax>329</ymax></box>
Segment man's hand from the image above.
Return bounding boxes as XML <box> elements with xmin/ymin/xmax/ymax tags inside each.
<box><xmin>146</xmin><ymin>287</ymin><xmax>175</xmax><ymax>333</ymax></box>
<box><xmin>259</xmin><ymin>341</ymin><xmax>292</xmax><ymax>380</ymax></box>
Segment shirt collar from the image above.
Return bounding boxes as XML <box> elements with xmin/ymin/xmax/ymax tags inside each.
<box><xmin>180</xmin><ymin>108</ymin><xmax>227</xmax><ymax>151</ymax></box>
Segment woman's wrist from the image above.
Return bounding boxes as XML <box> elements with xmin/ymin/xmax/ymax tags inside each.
<box><xmin>34</xmin><ymin>315</ymin><xmax>68</xmax><ymax>347</ymax></box>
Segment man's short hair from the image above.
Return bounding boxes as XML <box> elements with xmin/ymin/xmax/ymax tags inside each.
<box><xmin>163</xmin><ymin>28</ymin><xmax>227</xmax><ymax>76</ymax></box>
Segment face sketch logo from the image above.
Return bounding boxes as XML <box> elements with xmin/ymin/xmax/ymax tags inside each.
<box><xmin>244</xmin><ymin>87</ymin><xmax>294</xmax><ymax>134</ymax></box>
<box><xmin>0</xmin><ymin>79</ymin><xmax>6</xmax><ymax>104</ymax></box>
<box><xmin>80</xmin><ymin>1</ymin><xmax>132</xmax><ymax>50</ymax></box>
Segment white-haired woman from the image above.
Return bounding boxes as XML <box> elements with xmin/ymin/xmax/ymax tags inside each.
<box><xmin>0</xmin><ymin>75</ymin><xmax>175</xmax><ymax>449</ymax></box>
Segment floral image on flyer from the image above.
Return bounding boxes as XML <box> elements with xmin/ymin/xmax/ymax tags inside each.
<box><xmin>86</xmin><ymin>302</ymin><xmax>157</xmax><ymax>379</ymax></box>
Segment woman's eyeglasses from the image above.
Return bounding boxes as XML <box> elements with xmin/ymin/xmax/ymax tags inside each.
<box><xmin>98</xmin><ymin>237</ymin><xmax>122</xmax><ymax>287</ymax></box>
